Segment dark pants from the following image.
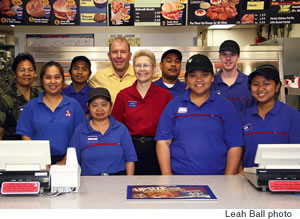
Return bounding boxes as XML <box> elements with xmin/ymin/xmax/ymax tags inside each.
<box><xmin>51</xmin><ymin>155</ymin><xmax>65</xmax><ymax>164</ymax></box>
<box><xmin>131</xmin><ymin>136</ymin><xmax>161</xmax><ymax>175</ymax></box>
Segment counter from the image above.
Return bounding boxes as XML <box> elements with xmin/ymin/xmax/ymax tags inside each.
<box><xmin>0</xmin><ymin>175</ymin><xmax>299</xmax><ymax>209</ymax></box>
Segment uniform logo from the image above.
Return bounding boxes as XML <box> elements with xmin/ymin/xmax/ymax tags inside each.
<box><xmin>177</xmin><ymin>107</ymin><xmax>188</xmax><ymax>114</ymax></box>
<box><xmin>215</xmin><ymin>90</ymin><xmax>221</xmax><ymax>95</ymax></box>
<box><xmin>243</xmin><ymin>124</ymin><xmax>252</xmax><ymax>133</ymax></box>
<box><xmin>65</xmin><ymin>110</ymin><xmax>71</xmax><ymax>117</ymax></box>
<box><xmin>88</xmin><ymin>136</ymin><xmax>98</xmax><ymax>142</ymax></box>
<box><xmin>128</xmin><ymin>101</ymin><xmax>137</xmax><ymax>108</ymax></box>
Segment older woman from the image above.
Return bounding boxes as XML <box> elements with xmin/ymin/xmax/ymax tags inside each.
<box><xmin>156</xmin><ymin>54</ymin><xmax>243</xmax><ymax>175</ymax></box>
<box><xmin>69</xmin><ymin>88</ymin><xmax>137</xmax><ymax>176</ymax></box>
<box><xmin>112</xmin><ymin>49</ymin><xmax>173</xmax><ymax>175</ymax></box>
<box><xmin>0</xmin><ymin>53</ymin><xmax>40</xmax><ymax>140</ymax></box>
<box><xmin>16</xmin><ymin>61</ymin><xmax>85</xmax><ymax>164</ymax></box>
<box><xmin>242</xmin><ymin>65</ymin><xmax>300</xmax><ymax>168</ymax></box>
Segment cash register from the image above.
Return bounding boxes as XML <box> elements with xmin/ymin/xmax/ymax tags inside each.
<box><xmin>244</xmin><ymin>144</ymin><xmax>300</xmax><ymax>192</ymax></box>
<box><xmin>0</xmin><ymin>140</ymin><xmax>81</xmax><ymax>195</ymax></box>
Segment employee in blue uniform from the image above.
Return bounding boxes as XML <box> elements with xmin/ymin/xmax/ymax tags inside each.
<box><xmin>213</xmin><ymin>40</ymin><xmax>252</xmax><ymax>117</ymax></box>
<box><xmin>154</xmin><ymin>49</ymin><xmax>186</xmax><ymax>97</ymax></box>
<box><xmin>242</xmin><ymin>65</ymin><xmax>300</xmax><ymax>168</ymax></box>
<box><xmin>155</xmin><ymin>54</ymin><xmax>243</xmax><ymax>175</ymax></box>
<box><xmin>16</xmin><ymin>61</ymin><xmax>85</xmax><ymax>164</ymax></box>
<box><xmin>62</xmin><ymin>56</ymin><xmax>93</xmax><ymax>114</ymax></box>
<box><xmin>69</xmin><ymin>88</ymin><xmax>137</xmax><ymax>176</ymax></box>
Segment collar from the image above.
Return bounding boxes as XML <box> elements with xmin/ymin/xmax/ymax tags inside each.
<box><xmin>37</xmin><ymin>92</ymin><xmax>70</xmax><ymax>107</ymax></box>
<box><xmin>106</xmin><ymin>64</ymin><xmax>135</xmax><ymax>78</ymax></box>
<box><xmin>68</xmin><ymin>83</ymin><xmax>91</xmax><ymax>94</ymax></box>
<box><xmin>250</xmin><ymin>100</ymin><xmax>281</xmax><ymax>116</ymax></box>
<box><xmin>215</xmin><ymin>69</ymin><xmax>244</xmax><ymax>84</ymax></box>
<box><xmin>157</xmin><ymin>78</ymin><xmax>184</xmax><ymax>90</ymax></box>
<box><xmin>129</xmin><ymin>81</ymin><xmax>158</xmax><ymax>100</ymax></box>
<box><xmin>84</xmin><ymin>115</ymin><xmax>120</xmax><ymax>134</ymax></box>
<box><xmin>182</xmin><ymin>88</ymin><xmax>216</xmax><ymax>103</ymax></box>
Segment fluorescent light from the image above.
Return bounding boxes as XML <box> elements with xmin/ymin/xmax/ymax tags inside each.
<box><xmin>208</xmin><ymin>25</ymin><xmax>235</xmax><ymax>29</ymax></box>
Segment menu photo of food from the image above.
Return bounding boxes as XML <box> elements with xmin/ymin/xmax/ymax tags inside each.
<box><xmin>108</xmin><ymin>0</ymin><xmax>134</xmax><ymax>26</ymax></box>
<box><xmin>52</xmin><ymin>0</ymin><xmax>79</xmax><ymax>25</ymax></box>
<box><xmin>0</xmin><ymin>0</ymin><xmax>25</xmax><ymax>24</ymax></box>
<box><xmin>160</xmin><ymin>0</ymin><xmax>187</xmax><ymax>26</ymax></box>
<box><xmin>80</xmin><ymin>0</ymin><xmax>107</xmax><ymax>26</ymax></box>
<box><xmin>188</xmin><ymin>0</ymin><xmax>241</xmax><ymax>25</ymax></box>
<box><xmin>22</xmin><ymin>0</ymin><xmax>52</xmax><ymax>24</ymax></box>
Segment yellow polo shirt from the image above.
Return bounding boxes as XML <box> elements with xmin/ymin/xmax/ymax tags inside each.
<box><xmin>89</xmin><ymin>64</ymin><xmax>136</xmax><ymax>104</ymax></box>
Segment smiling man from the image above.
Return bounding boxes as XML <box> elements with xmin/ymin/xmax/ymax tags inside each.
<box><xmin>63</xmin><ymin>56</ymin><xmax>93</xmax><ymax>114</ymax></box>
<box><xmin>154</xmin><ymin>49</ymin><xmax>186</xmax><ymax>98</ymax></box>
<box><xmin>213</xmin><ymin>40</ymin><xmax>252</xmax><ymax>117</ymax></box>
<box><xmin>89</xmin><ymin>37</ymin><xmax>136</xmax><ymax>103</ymax></box>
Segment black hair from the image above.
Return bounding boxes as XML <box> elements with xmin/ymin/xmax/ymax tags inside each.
<box><xmin>40</xmin><ymin>61</ymin><xmax>65</xmax><ymax>90</ymax></box>
<box><xmin>12</xmin><ymin>53</ymin><xmax>36</xmax><ymax>73</ymax></box>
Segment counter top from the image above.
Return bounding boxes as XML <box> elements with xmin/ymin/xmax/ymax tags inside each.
<box><xmin>0</xmin><ymin>175</ymin><xmax>299</xmax><ymax>209</ymax></box>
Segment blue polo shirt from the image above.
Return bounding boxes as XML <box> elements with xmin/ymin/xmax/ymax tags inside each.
<box><xmin>69</xmin><ymin>115</ymin><xmax>138</xmax><ymax>175</ymax></box>
<box><xmin>213</xmin><ymin>70</ymin><xmax>252</xmax><ymax>117</ymax></box>
<box><xmin>242</xmin><ymin>100</ymin><xmax>300</xmax><ymax>168</ymax></box>
<box><xmin>155</xmin><ymin>89</ymin><xmax>244</xmax><ymax>175</ymax></box>
<box><xmin>62</xmin><ymin>83</ymin><xmax>93</xmax><ymax>113</ymax></box>
<box><xmin>154</xmin><ymin>78</ymin><xmax>186</xmax><ymax>98</ymax></box>
<box><xmin>16</xmin><ymin>92</ymin><xmax>86</xmax><ymax>156</ymax></box>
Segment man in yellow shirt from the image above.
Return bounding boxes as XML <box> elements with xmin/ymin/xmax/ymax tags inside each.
<box><xmin>89</xmin><ymin>37</ymin><xmax>136</xmax><ymax>103</ymax></box>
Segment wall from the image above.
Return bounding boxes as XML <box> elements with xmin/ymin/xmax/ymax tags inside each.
<box><xmin>14</xmin><ymin>26</ymin><xmax>198</xmax><ymax>52</ymax></box>
<box><xmin>206</xmin><ymin>27</ymin><xmax>258</xmax><ymax>47</ymax></box>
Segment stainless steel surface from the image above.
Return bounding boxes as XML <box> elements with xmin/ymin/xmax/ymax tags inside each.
<box><xmin>25</xmin><ymin>45</ymin><xmax>284</xmax><ymax>101</ymax></box>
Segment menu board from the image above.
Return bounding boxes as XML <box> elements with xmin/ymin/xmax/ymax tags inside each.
<box><xmin>268</xmin><ymin>1</ymin><xmax>300</xmax><ymax>25</ymax></box>
<box><xmin>188</xmin><ymin>0</ymin><xmax>240</xmax><ymax>25</ymax></box>
<box><xmin>161</xmin><ymin>0</ymin><xmax>187</xmax><ymax>26</ymax></box>
<box><xmin>0</xmin><ymin>0</ymin><xmax>80</xmax><ymax>25</ymax></box>
<box><xmin>80</xmin><ymin>0</ymin><xmax>107</xmax><ymax>26</ymax></box>
<box><xmin>108</xmin><ymin>0</ymin><xmax>134</xmax><ymax>26</ymax></box>
<box><xmin>2</xmin><ymin>0</ymin><xmax>300</xmax><ymax>26</ymax></box>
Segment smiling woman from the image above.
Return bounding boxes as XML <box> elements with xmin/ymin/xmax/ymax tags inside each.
<box><xmin>16</xmin><ymin>61</ymin><xmax>86</xmax><ymax>165</ymax></box>
<box><xmin>112</xmin><ymin>49</ymin><xmax>173</xmax><ymax>175</ymax></box>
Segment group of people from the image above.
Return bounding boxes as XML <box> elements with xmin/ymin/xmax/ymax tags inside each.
<box><xmin>1</xmin><ymin>37</ymin><xmax>300</xmax><ymax>176</ymax></box>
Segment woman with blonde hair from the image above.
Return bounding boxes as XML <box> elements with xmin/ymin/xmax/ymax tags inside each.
<box><xmin>112</xmin><ymin>49</ymin><xmax>173</xmax><ymax>175</ymax></box>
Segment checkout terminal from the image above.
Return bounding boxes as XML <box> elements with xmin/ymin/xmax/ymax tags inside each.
<box><xmin>0</xmin><ymin>140</ymin><xmax>81</xmax><ymax>195</ymax></box>
<box><xmin>244</xmin><ymin>144</ymin><xmax>300</xmax><ymax>192</ymax></box>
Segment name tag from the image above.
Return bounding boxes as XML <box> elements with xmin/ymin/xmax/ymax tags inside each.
<box><xmin>88</xmin><ymin>136</ymin><xmax>98</xmax><ymax>142</ymax></box>
<box><xmin>128</xmin><ymin>101</ymin><xmax>137</xmax><ymax>108</ymax></box>
<box><xmin>178</xmin><ymin>107</ymin><xmax>188</xmax><ymax>114</ymax></box>
<box><xmin>243</xmin><ymin>124</ymin><xmax>252</xmax><ymax>132</ymax></box>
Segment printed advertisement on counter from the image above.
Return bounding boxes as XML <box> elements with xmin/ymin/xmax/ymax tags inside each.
<box><xmin>80</xmin><ymin>0</ymin><xmax>107</xmax><ymax>26</ymax></box>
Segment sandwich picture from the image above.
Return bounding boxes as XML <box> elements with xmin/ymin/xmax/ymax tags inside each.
<box><xmin>161</xmin><ymin>2</ymin><xmax>184</xmax><ymax>21</ymax></box>
<box><xmin>53</xmin><ymin>0</ymin><xmax>77</xmax><ymax>20</ymax></box>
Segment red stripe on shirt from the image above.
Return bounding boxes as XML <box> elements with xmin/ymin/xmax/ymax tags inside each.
<box><xmin>227</xmin><ymin>97</ymin><xmax>251</xmax><ymax>102</ymax></box>
<box><xmin>81</xmin><ymin>143</ymin><xmax>120</xmax><ymax>152</ymax></box>
<box><xmin>244</xmin><ymin>132</ymin><xmax>289</xmax><ymax>137</ymax></box>
<box><xmin>172</xmin><ymin>114</ymin><xmax>225</xmax><ymax>122</ymax></box>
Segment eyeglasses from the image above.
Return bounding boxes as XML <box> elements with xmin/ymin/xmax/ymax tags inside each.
<box><xmin>134</xmin><ymin>64</ymin><xmax>152</xmax><ymax>69</ymax></box>
<box><xmin>18</xmin><ymin>68</ymin><xmax>35</xmax><ymax>74</ymax></box>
